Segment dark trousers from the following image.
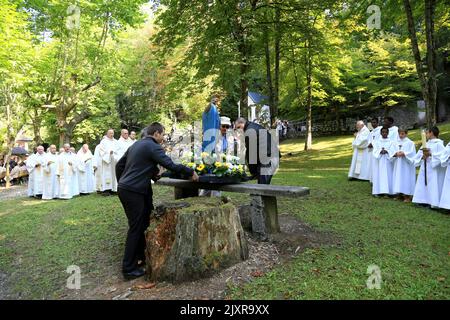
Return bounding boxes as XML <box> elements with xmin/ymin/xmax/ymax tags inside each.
<box><xmin>118</xmin><ymin>187</ymin><xmax>152</xmax><ymax>273</ymax></box>
<box><xmin>258</xmin><ymin>174</ymin><xmax>272</xmax><ymax>184</ymax></box>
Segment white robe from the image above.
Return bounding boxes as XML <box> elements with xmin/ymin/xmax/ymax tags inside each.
<box><xmin>388</xmin><ymin>126</ymin><xmax>399</xmax><ymax>142</ymax></box>
<box><xmin>438</xmin><ymin>143</ymin><xmax>450</xmax><ymax>210</ymax></box>
<box><xmin>93</xmin><ymin>144</ymin><xmax>102</xmax><ymax>192</ymax></box>
<box><xmin>348</xmin><ymin>126</ymin><xmax>371</xmax><ymax>181</ymax></box>
<box><xmin>392</xmin><ymin>137</ymin><xmax>417</xmax><ymax>196</ymax></box>
<box><xmin>77</xmin><ymin>149</ymin><xmax>95</xmax><ymax>194</ymax></box>
<box><xmin>42</xmin><ymin>153</ymin><xmax>59</xmax><ymax>200</ymax></box>
<box><xmin>369</xmin><ymin>126</ymin><xmax>382</xmax><ymax>183</ymax></box>
<box><xmin>97</xmin><ymin>137</ymin><xmax>120</xmax><ymax>192</ymax></box>
<box><xmin>57</xmin><ymin>152</ymin><xmax>78</xmax><ymax>199</ymax></box>
<box><xmin>117</xmin><ymin>137</ymin><xmax>134</xmax><ymax>160</ymax></box>
<box><xmin>71</xmin><ymin>152</ymin><xmax>80</xmax><ymax>196</ymax></box>
<box><xmin>372</xmin><ymin>138</ymin><xmax>397</xmax><ymax>195</ymax></box>
<box><xmin>412</xmin><ymin>139</ymin><xmax>446</xmax><ymax>207</ymax></box>
<box><xmin>26</xmin><ymin>153</ymin><xmax>46</xmax><ymax>196</ymax></box>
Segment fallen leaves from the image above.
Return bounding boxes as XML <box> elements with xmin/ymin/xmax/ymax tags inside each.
<box><xmin>250</xmin><ymin>270</ymin><xmax>264</xmax><ymax>277</ymax></box>
<box><xmin>132</xmin><ymin>282</ymin><xmax>157</xmax><ymax>290</ymax></box>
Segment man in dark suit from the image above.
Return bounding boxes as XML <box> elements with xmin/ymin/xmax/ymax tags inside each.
<box><xmin>235</xmin><ymin>117</ymin><xmax>279</xmax><ymax>184</ymax></box>
<box><xmin>116</xmin><ymin>122</ymin><xmax>199</xmax><ymax>280</ymax></box>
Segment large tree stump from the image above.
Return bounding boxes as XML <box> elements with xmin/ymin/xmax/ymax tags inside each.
<box><xmin>145</xmin><ymin>197</ymin><xmax>249</xmax><ymax>283</ymax></box>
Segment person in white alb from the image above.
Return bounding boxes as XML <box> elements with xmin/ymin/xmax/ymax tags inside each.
<box><xmin>439</xmin><ymin>141</ymin><xmax>450</xmax><ymax>210</ymax></box>
<box><xmin>372</xmin><ymin>127</ymin><xmax>397</xmax><ymax>197</ymax></box>
<box><xmin>117</xmin><ymin>129</ymin><xmax>135</xmax><ymax>160</ymax></box>
<box><xmin>392</xmin><ymin>129</ymin><xmax>416</xmax><ymax>202</ymax></box>
<box><xmin>77</xmin><ymin>144</ymin><xmax>95</xmax><ymax>195</ymax></box>
<box><xmin>368</xmin><ymin>118</ymin><xmax>382</xmax><ymax>183</ymax></box>
<box><xmin>348</xmin><ymin>121</ymin><xmax>371</xmax><ymax>181</ymax></box>
<box><xmin>97</xmin><ymin>129</ymin><xmax>120</xmax><ymax>195</ymax></box>
<box><xmin>42</xmin><ymin>145</ymin><xmax>59</xmax><ymax>200</ymax></box>
<box><xmin>57</xmin><ymin>144</ymin><xmax>78</xmax><ymax>200</ymax></box>
<box><xmin>26</xmin><ymin>145</ymin><xmax>47</xmax><ymax>198</ymax></box>
<box><xmin>412</xmin><ymin>127</ymin><xmax>446</xmax><ymax>208</ymax></box>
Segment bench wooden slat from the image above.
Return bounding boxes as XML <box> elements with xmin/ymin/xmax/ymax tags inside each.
<box><xmin>156</xmin><ymin>178</ymin><xmax>310</xmax><ymax>198</ymax></box>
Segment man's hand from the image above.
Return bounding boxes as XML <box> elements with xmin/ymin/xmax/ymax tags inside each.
<box><xmin>152</xmin><ymin>174</ymin><xmax>161</xmax><ymax>182</ymax></box>
<box><xmin>368</xmin><ymin>143</ymin><xmax>373</xmax><ymax>149</ymax></box>
<box><xmin>47</xmin><ymin>161</ymin><xmax>53</xmax><ymax>166</ymax></box>
<box><xmin>35</xmin><ymin>163</ymin><xmax>41</xmax><ymax>168</ymax></box>
<box><xmin>110</xmin><ymin>150</ymin><xmax>114</xmax><ymax>155</ymax></box>
<box><xmin>68</xmin><ymin>162</ymin><xmax>72</xmax><ymax>166</ymax></box>
<box><xmin>191</xmin><ymin>171</ymin><xmax>199</xmax><ymax>182</ymax></box>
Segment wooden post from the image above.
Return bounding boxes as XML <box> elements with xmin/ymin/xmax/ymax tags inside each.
<box><xmin>261</xmin><ymin>196</ymin><xmax>280</xmax><ymax>233</ymax></box>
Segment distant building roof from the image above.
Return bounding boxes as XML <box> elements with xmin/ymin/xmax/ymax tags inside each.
<box><xmin>249</xmin><ymin>91</ymin><xmax>268</xmax><ymax>105</ymax></box>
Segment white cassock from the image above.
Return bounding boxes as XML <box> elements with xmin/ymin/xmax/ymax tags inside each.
<box><xmin>369</xmin><ymin>126</ymin><xmax>382</xmax><ymax>183</ymax></box>
<box><xmin>412</xmin><ymin>139</ymin><xmax>446</xmax><ymax>208</ymax></box>
<box><xmin>392</xmin><ymin>137</ymin><xmax>417</xmax><ymax>196</ymax></box>
<box><xmin>388</xmin><ymin>126</ymin><xmax>399</xmax><ymax>142</ymax></box>
<box><xmin>26</xmin><ymin>153</ymin><xmax>46</xmax><ymax>196</ymax></box>
<box><xmin>348</xmin><ymin>125</ymin><xmax>371</xmax><ymax>181</ymax></box>
<box><xmin>77</xmin><ymin>149</ymin><xmax>95</xmax><ymax>194</ymax></box>
<box><xmin>57</xmin><ymin>152</ymin><xmax>78</xmax><ymax>199</ymax></box>
<box><xmin>98</xmin><ymin>137</ymin><xmax>120</xmax><ymax>192</ymax></box>
<box><xmin>42</xmin><ymin>153</ymin><xmax>59</xmax><ymax>200</ymax></box>
<box><xmin>71</xmin><ymin>153</ymin><xmax>80</xmax><ymax>196</ymax></box>
<box><xmin>117</xmin><ymin>137</ymin><xmax>134</xmax><ymax>160</ymax></box>
<box><xmin>372</xmin><ymin>138</ymin><xmax>397</xmax><ymax>195</ymax></box>
<box><xmin>438</xmin><ymin>143</ymin><xmax>450</xmax><ymax>210</ymax></box>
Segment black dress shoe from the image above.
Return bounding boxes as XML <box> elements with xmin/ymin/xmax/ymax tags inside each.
<box><xmin>123</xmin><ymin>267</ymin><xmax>145</xmax><ymax>280</ymax></box>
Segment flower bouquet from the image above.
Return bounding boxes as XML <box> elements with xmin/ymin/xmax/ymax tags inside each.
<box><xmin>163</xmin><ymin>151</ymin><xmax>247</xmax><ymax>184</ymax></box>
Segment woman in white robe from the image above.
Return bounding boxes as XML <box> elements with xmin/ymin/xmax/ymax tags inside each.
<box><xmin>372</xmin><ymin>127</ymin><xmax>397</xmax><ymax>196</ymax></box>
<box><xmin>77</xmin><ymin>144</ymin><xmax>95</xmax><ymax>194</ymax></box>
<box><xmin>42</xmin><ymin>146</ymin><xmax>59</xmax><ymax>200</ymax></box>
<box><xmin>438</xmin><ymin>142</ymin><xmax>450</xmax><ymax>210</ymax></box>
<box><xmin>392</xmin><ymin>129</ymin><xmax>417</xmax><ymax>201</ymax></box>
<box><xmin>348</xmin><ymin>121</ymin><xmax>371</xmax><ymax>181</ymax></box>
<box><xmin>412</xmin><ymin>128</ymin><xmax>446</xmax><ymax>208</ymax></box>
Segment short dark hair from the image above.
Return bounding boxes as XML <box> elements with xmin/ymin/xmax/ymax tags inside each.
<box><xmin>146</xmin><ymin>122</ymin><xmax>165</xmax><ymax>136</ymax></box>
<box><xmin>371</xmin><ymin>118</ymin><xmax>379</xmax><ymax>123</ymax></box>
<box><xmin>381</xmin><ymin>126</ymin><xmax>390</xmax><ymax>134</ymax></box>
<box><xmin>384</xmin><ymin>116</ymin><xmax>394</xmax><ymax>124</ymax></box>
<box><xmin>427</xmin><ymin>126</ymin><xmax>440</xmax><ymax>138</ymax></box>
<box><xmin>398</xmin><ymin>128</ymin><xmax>408</xmax><ymax>134</ymax></box>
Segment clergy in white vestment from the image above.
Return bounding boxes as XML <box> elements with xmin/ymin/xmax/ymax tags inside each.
<box><xmin>368</xmin><ymin>118</ymin><xmax>382</xmax><ymax>183</ymax></box>
<box><xmin>383</xmin><ymin>116</ymin><xmax>399</xmax><ymax>142</ymax></box>
<box><xmin>412</xmin><ymin>127</ymin><xmax>446</xmax><ymax>208</ymax></box>
<box><xmin>26</xmin><ymin>146</ymin><xmax>46</xmax><ymax>197</ymax></box>
<box><xmin>130</xmin><ymin>131</ymin><xmax>137</xmax><ymax>143</ymax></box>
<box><xmin>117</xmin><ymin>129</ymin><xmax>135</xmax><ymax>160</ymax></box>
<box><xmin>438</xmin><ymin>142</ymin><xmax>450</xmax><ymax>210</ymax></box>
<box><xmin>77</xmin><ymin>144</ymin><xmax>95</xmax><ymax>194</ymax></box>
<box><xmin>93</xmin><ymin>143</ymin><xmax>103</xmax><ymax>192</ymax></box>
<box><xmin>42</xmin><ymin>145</ymin><xmax>59</xmax><ymax>200</ymax></box>
<box><xmin>348</xmin><ymin>121</ymin><xmax>371</xmax><ymax>181</ymax></box>
<box><xmin>57</xmin><ymin>144</ymin><xmax>78</xmax><ymax>199</ymax></box>
<box><xmin>392</xmin><ymin>129</ymin><xmax>416</xmax><ymax>201</ymax></box>
<box><xmin>98</xmin><ymin>129</ymin><xmax>120</xmax><ymax>195</ymax></box>
<box><xmin>69</xmin><ymin>147</ymin><xmax>80</xmax><ymax>196</ymax></box>
<box><xmin>372</xmin><ymin>127</ymin><xmax>397</xmax><ymax>196</ymax></box>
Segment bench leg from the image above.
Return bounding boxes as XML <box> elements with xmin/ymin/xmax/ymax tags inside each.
<box><xmin>250</xmin><ymin>195</ymin><xmax>280</xmax><ymax>239</ymax></box>
<box><xmin>174</xmin><ymin>187</ymin><xmax>199</xmax><ymax>200</ymax></box>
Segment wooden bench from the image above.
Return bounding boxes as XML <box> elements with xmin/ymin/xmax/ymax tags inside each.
<box><xmin>156</xmin><ymin>178</ymin><xmax>310</xmax><ymax>236</ymax></box>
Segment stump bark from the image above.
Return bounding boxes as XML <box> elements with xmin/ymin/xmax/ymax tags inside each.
<box><xmin>145</xmin><ymin>197</ymin><xmax>249</xmax><ymax>283</ymax></box>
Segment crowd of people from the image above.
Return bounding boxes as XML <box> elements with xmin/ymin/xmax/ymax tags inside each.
<box><xmin>24</xmin><ymin>129</ymin><xmax>137</xmax><ymax>200</ymax></box>
<box><xmin>348</xmin><ymin>116</ymin><xmax>450</xmax><ymax>211</ymax></box>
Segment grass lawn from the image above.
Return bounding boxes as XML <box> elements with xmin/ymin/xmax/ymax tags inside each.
<box><xmin>0</xmin><ymin>124</ymin><xmax>449</xmax><ymax>299</ymax></box>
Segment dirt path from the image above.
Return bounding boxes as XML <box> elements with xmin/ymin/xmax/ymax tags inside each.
<box><xmin>0</xmin><ymin>185</ymin><xmax>28</xmax><ymax>201</ymax></box>
<box><xmin>63</xmin><ymin>214</ymin><xmax>337</xmax><ymax>300</ymax></box>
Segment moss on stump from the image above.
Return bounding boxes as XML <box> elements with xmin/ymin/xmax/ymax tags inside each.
<box><xmin>145</xmin><ymin>197</ymin><xmax>249</xmax><ymax>283</ymax></box>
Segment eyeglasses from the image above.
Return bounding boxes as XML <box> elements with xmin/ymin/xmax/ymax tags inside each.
<box><xmin>221</xmin><ymin>125</ymin><xmax>231</xmax><ymax>129</ymax></box>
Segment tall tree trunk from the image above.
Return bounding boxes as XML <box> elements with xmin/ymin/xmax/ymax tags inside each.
<box><xmin>304</xmin><ymin>39</ymin><xmax>313</xmax><ymax>151</ymax></box>
<box><xmin>264</xmin><ymin>26</ymin><xmax>275</xmax><ymax>126</ymax></box>
<box><xmin>273</xmin><ymin>5</ymin><xmax>281</xmax><ymax>125</ymax></box>
<box><xmin>403</xmin><ymin>0</ymin><xmax>437</xmax><ymax>128</ymax></box>
<box><xmin>425</xmin><ymin>0</ymin><xmax>437</xmax><ymax>127</ymax></box>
